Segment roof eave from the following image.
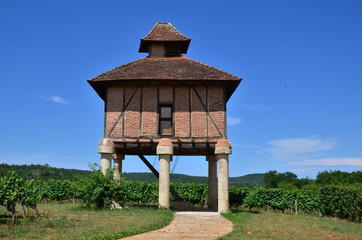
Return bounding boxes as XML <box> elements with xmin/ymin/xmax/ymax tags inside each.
<box><xmin>138</xmin><ymin>39</ymin><xmax>191</xmax><ymax>53</ymax></box>
<box><xmin>88</xmin><ymin>77</ymin><xmax>242</xmax><ymax>102</ymax></box>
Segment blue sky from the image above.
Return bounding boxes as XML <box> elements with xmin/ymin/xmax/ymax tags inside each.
<box><xmin>1</xmin><ymin>0</ymin><xmax>361</xmax><ymax>178</ymax></box>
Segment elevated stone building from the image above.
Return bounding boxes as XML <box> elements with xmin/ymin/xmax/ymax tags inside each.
<box><xmin>88</xmin><ymin>22</ymin><xmax>242</xmax><ymax>213</ymax></box>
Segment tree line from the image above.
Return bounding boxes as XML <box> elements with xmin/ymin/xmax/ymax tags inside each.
<box><xmin>263</xmin><ymin>170</ymin><xmax>362</xmax><ymax>190</ymax></box>
<box><xmin>0</xmin><ymin>163</ymin><xmax>264</xmax><ymax>187</ymax></box>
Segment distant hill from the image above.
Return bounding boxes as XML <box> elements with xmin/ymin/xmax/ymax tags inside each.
<box><xmin>122</xmin><ymin>172</ymin><xmax>264</xmax><ymax>187</ymax></box>
<box><xmin>0</xmin><ymin>164</ymin><xmax>264</xmax><ymax>187</ymax></box>
<box><xmin>0</xmin><ymin>163</ymin><xmax>92</xmax><ymax>181</ymax></box>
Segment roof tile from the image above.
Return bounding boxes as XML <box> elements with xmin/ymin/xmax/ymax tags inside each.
<box><xmin>142</xmin><ymin>22</ymin><xmax>190</xmax><ymax>42</ymax></box>
<box><xmin>88</xmin><ymin>56</ymin><xmax>241</xmax><ymax>81</ymax></box>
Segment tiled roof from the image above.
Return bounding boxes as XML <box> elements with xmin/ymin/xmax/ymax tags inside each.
<box><xmin>89</xmin><ymin>57</ymin><xmax>240</xmax><ymax>81</ymax></box>
<box><xmin>88</xmin><ymin>56</ymin><xmax>241</xmax><ymax>101</ymax></box>
<box><xmin>139</xmin><ymin>22</ymin><xmax>191</xmax><ymax>53</ymax></box>
<box><xmin>142</xmin><ymin>22</ymin><xmax>190</xmax><ymax>41</ymax></box>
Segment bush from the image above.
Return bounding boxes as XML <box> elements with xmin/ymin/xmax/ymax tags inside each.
<box><xmin>172</xmin><ymin>183</ymin><xmax>208</xmax><ymax>206</ymax></box>
<box><xmin>296</xmin><ymin>190</ymin><xmax>319</xmax><ymax>214</ymax></box>
<box><xmin>121</xmin><ymin>181</ymin><xmax>158</xmax><ymax>204</ymax></box>
<box><xmin>45</xmin><ymin>179</ymin><xmax>72</xmax><ymax>201</ymax></box>
<box><xmin>319</xmin><ymin>186</ymin><xmax>361</xmax><ymax>222</ymax></box>
<box><xmin>76</xmin><ymin>170</ymin><xmax>124</xmax><ymax>209</ymax></box>
<box><xmin>244</xmin><ymin>187</ymin><xmax>268</xmax><ymax>210</ymax></box>
<box><xmin>19</xmin><ymin>179</ymin><xmax>43</xmax><ymax>216</ymax></box>
<box><xmin>0</xmin><ymin>171</ymin><xmax>23</xmax><ymax>224</ymax></box>
<box><xmin>229</xmin><ymin>186</ymin><xmax>250</xmax><ymax>207</ymax></box>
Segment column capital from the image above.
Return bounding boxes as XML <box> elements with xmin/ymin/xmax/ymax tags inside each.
<box><xmin>215</xmin><ymin>139</ymin><xmax>232</xmax><ymax>155</ymax></box>
<box><xmin>98</xmin><ymin>138</ymin><xmax>115</xmax><ymax>154</ymax></box>
<box><xmin>156</xmin><ymin>138</ymin><xmax>174</xmax><ymax>155</ymax></box>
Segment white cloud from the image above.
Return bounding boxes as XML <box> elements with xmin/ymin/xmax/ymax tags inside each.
<box><xmin>266</xmin><ymin>136</ymin><xmax>335</xmax><ymax>160</ymax></box>
<box><xmin>289</xmin><ymin>158</ymin><xmax>362</xmax><ymax>166</ymax></box>
<box><xmin>227</xmin><ymin>116</ymin><xmax>242</xmax><ymax>125</ymax></box>
<box><xmin>50</xmin><ymin>95</ymin><xmax>70</xmax><ymax>104</ymax></box>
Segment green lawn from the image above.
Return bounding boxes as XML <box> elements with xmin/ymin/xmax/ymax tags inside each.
<box><xmin>220</xmin><ymin>210</ymin><xmax>362</xmax><ymax>240</ymax></box>
<box><xmin>0</xmin><ymin>203</ymin><xmax>173</xmax><ymax>240</ymax></box>
<box><xmin>2</xmin><ymin>204</ymin><xmax>361</xmax><ymax>240</ymax></box>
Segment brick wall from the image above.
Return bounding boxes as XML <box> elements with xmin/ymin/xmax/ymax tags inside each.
<box><xmin>191</xmin><ymin>86</ymin><xmax>207</xmax><ymax>137</ymax></box>
<box><xmin>142</xmin><ymin>86</ymin><xmax>158</xmax><ymax>136</ymax></box>
<box><xmin>208</xmin><ymin>86</ymin><xmax>225</xmax><ymax>137</ymax></box>
<box><xmin>106</xmin><ymin>87</ymin><xmax>123</xmax><ymax>137</ymax></box>
<box><xmin>175</xmin><ymin>86</ymin><xmax>190</xmax><ymax>137</ymax></box>
<box><xmin>104</xmin><ymin>84</ymin><xmax>226</xmax><ymax>139</ymax></box>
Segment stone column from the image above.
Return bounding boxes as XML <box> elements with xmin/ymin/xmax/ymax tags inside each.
<box><xmin>98</xmin><ymin>138</ymin><xmax>115</xmax><ymax>175</ymax></box>
<box><xmin>215</xmin><ymin>139</ymin><xmax>232</xmax><ymax>213</ymax></box>
<box><xmin>206</xmin><ymin>155</ymin><xmax>218</xmax><ymax>209</ymax></box>
<box><xmin>113</xmin><ymin>153</ymin><xmax>125</xmax><ymax>180</ymax></box>
<box><xmin>156</xmin><ymin>138</ymin><xmax>173</xmax><ymax>210</ymax></box>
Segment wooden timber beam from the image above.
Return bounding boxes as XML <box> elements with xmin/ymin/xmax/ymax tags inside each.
<box><xmin>138</xmin><ymin>155</ymin><xmax>182</xmax><ymax>202</ymax></box>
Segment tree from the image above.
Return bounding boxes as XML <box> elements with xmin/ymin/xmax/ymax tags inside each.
<box><xmin>316</xmin><ymin>170</ymin><xmax>362</xmax><ymax>185</ymax></box>
<box><xmin>264</xmin><ymin>170</ymin><xmax>298</xmax><ymax>188</ymax></box>
<box><xmin>264</xmin><ymin>170</ymin><xmax>280</xmax><ymax>188</ymax></box>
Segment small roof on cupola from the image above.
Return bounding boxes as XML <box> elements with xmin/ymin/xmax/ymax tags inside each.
<box><xmin>139</xmin><ymin>22</ymin><xmax>191</xmax><ymax>53</ymax></box>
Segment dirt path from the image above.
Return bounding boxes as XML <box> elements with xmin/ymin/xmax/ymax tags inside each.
<box><xmin>121</xmin><ymin>211</ymin><xmax>233</xmax><ymax>240</ymax></box>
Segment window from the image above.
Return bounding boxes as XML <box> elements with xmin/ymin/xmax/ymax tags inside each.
<box><xmin>159</xmin><ymin>105</ymin><xmax>173</xmax><ymax>135</ymax></box>
<box><xmin>165</xmin><ymin>44</ymin><xmax>181</xmax><ymax>57</ymax></box>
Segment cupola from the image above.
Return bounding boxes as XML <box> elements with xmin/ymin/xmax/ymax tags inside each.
<box><xmin>139</xmin><ymin>22</ymin><xmax>191</xmax><ymax>58</ymax></box>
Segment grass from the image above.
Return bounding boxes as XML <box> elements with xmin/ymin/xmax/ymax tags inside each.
<box><xmin>220</xmin><ymin>210</ymin><xmax>362</xmax><ymax>240</ymax></box>
<box><xmin>0</xmin><ymin>203</ymin><xmax>173</xmax><ymax>240</ymax></box>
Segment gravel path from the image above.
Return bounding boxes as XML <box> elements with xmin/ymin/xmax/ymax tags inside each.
<box><xmin>121</xmin><ymin>211</ymin><xmax>233</xmax><ymax>240</ymax></box>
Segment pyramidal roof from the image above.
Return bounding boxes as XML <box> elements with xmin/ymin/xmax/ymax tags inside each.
<box><xmin>89</xmin><ymin>56</ymin><xmax>240</xmax><ymax>81</ymax></box>
<box><xmin>88</xmin><ymin>22</ymin><xmax>242</xmax><ymax>101</ymax></box>
<box><xmin>142</xmin><ymin>22</ymin><xmax>190</xmax><ymax>41</ymax></box>
<box><xmin>139</xmin><ymin>22</ymin><xmax>191</xmax><ymax>53</ymax></box>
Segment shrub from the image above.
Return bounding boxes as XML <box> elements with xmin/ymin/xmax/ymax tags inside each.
<box><xmin>296</xmin><ymin>190</ymin><xmax>319</xmax><ymax>214</ymax></box>
<box><xmin>76</xmin><ymin>170</ymin><xmax>124</xmax><ymax>209</ymax></box>
<box><xmin>0</xmin><ymin>171</ymin><xmax>23</xmax><ymax>224</ymax></box>
<box><xmin>319</xmin><ymin>186</ymin><xmax>361</xmax><ymax>222</ymax></box>
<box><xmin>121</xmin><ymin>181</ymin><xmax>158</xmax><ymax>204</ymax></box>
<box><xmin>172</xmin><ymin>183</ymin><xmax>208</xmax><ymax>206</ymax></box>
<box><xmin>45</xmin><ymin>179</ymin><xmax>72</xmax><ymax>201</ymax></box>
<box><xmin>229</xmin><ymin>186</ymin><xmax>250</xmax><ymax>207</ymax></box>
<box><xmin>19</xmin><ymin>179</ymin><xmax>43</xmax><ymax>216</ymax></box>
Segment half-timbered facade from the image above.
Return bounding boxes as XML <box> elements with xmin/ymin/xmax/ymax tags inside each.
<box><xmin>88</xmin><ymin>22</ymin><xmax>242</xmax><ymax>212</ymax></box>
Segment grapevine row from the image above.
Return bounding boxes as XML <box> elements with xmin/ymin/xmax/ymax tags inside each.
<box><xmin>1</xmin><ymin>170</ymin><xmax>361</xmax><ymax>224</ymax></box>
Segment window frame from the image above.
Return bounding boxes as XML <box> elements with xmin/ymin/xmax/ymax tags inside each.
<box><xmin>158</xmin><ymin>104</ymin><xmax>173</xmax><ymax>136</ymax></box>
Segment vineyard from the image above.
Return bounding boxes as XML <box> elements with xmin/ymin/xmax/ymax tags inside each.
<box><xmin>0</xmin><ymin>170</ymin><xmax>361</xmax><ymax>225</ymax></box>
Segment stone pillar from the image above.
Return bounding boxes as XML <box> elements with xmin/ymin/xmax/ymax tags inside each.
<box><xmin>98</xmin><ymin>138</ymin><xmax>115</xmax><ymax>175</ymax></box>
<box><xmin>215</xmin><ymin>139</ymin><xmax>232</xmax><ymax>213</ymax></box>
<box><xmin>113</xmin><ymin>153</ymin><xmax>125</xmax><ymax>180</ymax></box>
<box><xmin>156</xmin><ymin>138</ymin><xmax>173</xmax><ymax>210</ymax></box>
<box><xmin>206</xmin><ymin>155</ymin><xmax>218</xmax><ymax>209</ymax></box>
